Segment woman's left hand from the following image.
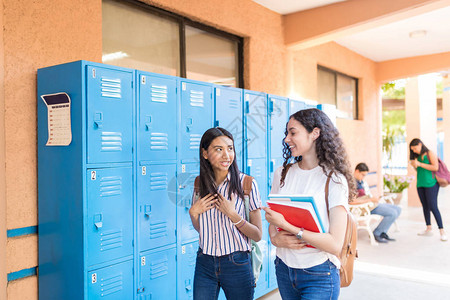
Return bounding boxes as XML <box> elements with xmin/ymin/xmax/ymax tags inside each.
<box><xmin>215</xmin><ymin>193</ymin><xmax>237</xmax><ymax>218</ymax></box>
<box><xmin>262</xmin><ymin>207</ymin><xmax>287</xmax><ymax>229</ymax></box>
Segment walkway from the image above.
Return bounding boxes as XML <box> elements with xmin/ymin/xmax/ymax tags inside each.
<box><xmin>259</xmin><ymin>188</ymin><xmax>450</xmax><ymax>300</ymax></box>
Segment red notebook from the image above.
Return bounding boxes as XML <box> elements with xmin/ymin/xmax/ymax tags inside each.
<box><xmin>267</xmin><ymin>195</ymin><xmax>325</xmax><ymax>234</ymax></box>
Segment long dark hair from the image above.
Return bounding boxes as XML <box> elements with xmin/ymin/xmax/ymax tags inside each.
<box><xmin>409</xmin><ymin>138</ymin><xmax>429</xmax><ymax>160</ymax></box>
<box><xmin>199</xmin><ymin>127</ymin><xmax>244</xmax><ymax>200</ymax></box>
<box><xmin>280</xmin><ymin>108</ymin><xmax>356</xmax><ymax>201</ymax></box>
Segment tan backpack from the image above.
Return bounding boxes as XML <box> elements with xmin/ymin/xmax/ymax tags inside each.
<box><xmin>324</xmin><ymin>173</ymin><xmax>358</xmax><ymax>288</ymax></box>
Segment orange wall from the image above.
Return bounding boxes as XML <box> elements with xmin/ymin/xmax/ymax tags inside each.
<box><xmin>1</xmin><ymin>0</ymin><xmax>7</xmax><ymax>297</ymax></box>
<box><xmin>288</xmin><ymin>42</ymin><xmax>382</xmax><ymax>191</ymax></box>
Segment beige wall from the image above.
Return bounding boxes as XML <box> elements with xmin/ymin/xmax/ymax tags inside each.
<box><xmin>2</xmin><ymin>0</ymin><xmax>383</xmax><ymax>298</ymax></box>
<box><xmin>288</xmin><ymin>42</ymin><xmax>382</xmax><ymax>192</ymax></box>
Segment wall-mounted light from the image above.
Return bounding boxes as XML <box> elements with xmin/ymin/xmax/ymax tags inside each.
<box><xmin>409</xmin><ymin>30</ymin><xmax>427</xmax><ymax>39</ymax></box>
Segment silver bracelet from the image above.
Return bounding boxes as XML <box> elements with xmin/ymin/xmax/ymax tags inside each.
<box><xmin>233</xmin><ymin>216</ymin><xmax>244</xmax><ymax>226</ymax></box>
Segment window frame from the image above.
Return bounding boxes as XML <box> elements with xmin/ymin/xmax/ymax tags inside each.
<box><xmin>107</xmin><ymin>0</ymin><xmax>244</xmax><ymax>88</ymax></box>
<box><xmin>317</xmin><ymin>65</ymin><xmax>359</xmax><ymax>120</ymax></box>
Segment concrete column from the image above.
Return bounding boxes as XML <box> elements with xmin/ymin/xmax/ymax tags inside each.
<box><xmin>442</xmin><ymin>76</ymin><xmax>450</xmax><ymax>162</ymax></box>
<box><xmin>405</xmin><ymin>74</ymin><xmax>437</xmax><ymax>206</ymax></box>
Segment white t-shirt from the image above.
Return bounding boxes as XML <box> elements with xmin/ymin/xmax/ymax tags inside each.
<box><xmin>270</xmin><ymin>163</ymin><xmax>349</xmax><ymax>269</ymax></box>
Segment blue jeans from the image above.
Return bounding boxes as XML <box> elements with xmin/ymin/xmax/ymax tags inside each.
<box><xmin>275</xmin><ymin>257</ymin><xmax>340</xmax><ymax>300</ymax></box>
<box><xmin>371</xmin><ymin>203</ymin><xmax>402</xmax><ymax>236</ymax></box>
<box><xmin>193</xmin><ymin>249</ymin><xmax>254</xmax><ymax>300</ymax></box>
<box><xmin>418</xmin><ymin>183</ymin><xmax>443</xmax><ymax>228</ymax></box>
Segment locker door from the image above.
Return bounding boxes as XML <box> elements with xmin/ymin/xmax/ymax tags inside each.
<box><xmin>138</xmin><ymin>73</ymin><xmax>177</xmax><ymax>161</ymax></box>
<box><xmin>137</xmin><ymin>163</ymin><xmax>177</xmax><ymax>252</ymax></box>
<box><xmin>245</xmin><ymin>92</ymin><xmax>267</xmax><ymax>159</ymax></box>
<box><xmin>87</xmin><ymin>167</ymin><xmax>133</xmax><ymax>266</ymax></box>
<box><xmin>178</xmin><ymin>241</ymin><xmax>198</xmax><ymax>300</ymax></box>
<box><xmin>215</xmin><ymin>87</ymin><xmax>243</xmax><ymax>170</ymax></box>
<box><xmin>289</xmin><ymin>99</ymin><xmax>306</xmax><ymax>115</ymax></box>
<box><xmin>247</xmin><ymin>158</ymin><xmax>267</xmax><ymax>206</ymax></box>
<box><xmin>139</xmin><ymin>247</ymin><xmax>176</xmax><ymax>300</ymax></box>
<box><xmin>269</xmin><ymin>96</ymin><xmax>289</xmax><ymax>189</ymax></box>
<box><xmin>254</xmin><ymin>221</ymin><xmax>269</xmax><ymax>298</ymax></box>
<box><xmin>87</xmin><ymin>66</ymin><xmax>133</xmax><ymax>164</ymax></box>
<box><xmin>268</xmin><ymin>243</ymin><xmax>277</xmax><ymax>289</ymax></box>
<box><xmin>87</xmin><ymin>260</ymin><xmax>133</xmax><ymax>300</ymax></box>
<box><xmin>180</xmin><ymin>81</ymin><xmax>213</xmax><ymax>162</ymax></box>
<box><xmin>177</xmin><ymin>163</ymin><xmax>199</xmax><ymax>244</ymax></box>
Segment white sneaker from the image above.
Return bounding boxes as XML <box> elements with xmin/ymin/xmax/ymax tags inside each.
<box><xmin>417</xmin><ymin>230</ymin><xmax>433</xmax><ymax>236</ymax></box>
<box><xmin>441</xmin><ymin>234</ymin><xmax>448</xmax><ymax>242</ymax></box>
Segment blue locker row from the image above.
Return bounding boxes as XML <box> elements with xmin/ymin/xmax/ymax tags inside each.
<box><xmin>37</xmin><ymin>60</ymin><xmax>317</xmax><ymax>300</ymax></box>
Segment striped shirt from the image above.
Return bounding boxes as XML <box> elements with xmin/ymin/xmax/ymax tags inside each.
<box><xmin>194</xmin><ymin>173</ymin><xmax>262</xmax><ymax>256</ymax></box>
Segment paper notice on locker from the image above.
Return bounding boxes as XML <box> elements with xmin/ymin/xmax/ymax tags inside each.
<box><xmin>41</xmin><ymin>92</ymin><xmax>72</xmax><ymax>146</ymax></box>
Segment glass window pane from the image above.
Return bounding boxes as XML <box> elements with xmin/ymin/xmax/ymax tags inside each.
<box><xmin>317</xmin><ymin>68</ymin><xmax>336</xmax><ymax>106</ymax></box>
<box><xmin>186</xmin><ymin>26</ymin><xmax>238</xmax><ymax>87</ymax></box>
<box><xmin>102</xmin><ymin>0</ymin><xmax>180</xmax><ymax>76</ymax></box>
<box><xmin>336</xmin><ymin>74</ymin><xmax>356</xmax><ymax>119</ymax></box>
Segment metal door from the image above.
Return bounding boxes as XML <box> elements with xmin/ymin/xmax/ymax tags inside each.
<box><xmin>180</xmin><ymin>81</ymin><xmax>213</xmax><ymax>163</ymax></box>
<box><xmin>177</xmin><ymin>162</ymin><xmax>199</xmax><ymax>244</ymax></box>
<box><xmin>245</xmin><ymin>91</ymin><xmax>267</xmax><ymax>159</ymax></box>
<box><xmin>87</xmin><ymin>167</ymin><xmax>133</xmax><ymax>266</ymax></box>
<box><xmin>269</xmin><ymin>96</ymin><xmax>289</xmax><ymax>190</ymax></box>
<box><xmin>289</xmin><ymin>99</ymin><xmax>306</xmax><ymax>115</ymax></box>
<box><xmin>138</xmin><ymin>246</ymin><xmax>176</xmax><ymax>300</ymax></box>
<box><xmin>87</xmin><ymin>66</ymin><xmax>133</xmax><ymax>164</ymax></box>
<box><xmin>138</xmin><ymin>73</ymin><xmax>177</xmax><ymax>162</ymax></box>
<box><xmin>214</xmin><ymin>87</ymin><xmax>243</xmax><ymax>170</ymax></box>
<box><xmin>137</xmin><ymin>163</ymin><xmax>177</xmax><ymax>252</ymax></box>
<box><xmin>178</xmin><ymin>241</ymin><xmax>198</xmax><ymax>300</ymax></box>
<box><xmin>247</xmin><ymin>158</ymin><xmax>267</xmax><ymax>206</ymax></box>
<box><xmin>87</xmin><ymin>260</ymin><xmax>133</xmax><ymax>300</ymax></box>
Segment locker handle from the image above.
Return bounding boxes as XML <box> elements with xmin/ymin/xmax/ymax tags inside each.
<box><xmin>94</xmin><ymin>112</ymin><xmax>103</xmax><ymax>129</ymax></box>
<box><xmin>185</xmin><ymin>279</ymin><xmax>192</xmax><ymax>291</ymax></box>
<box><xmin>94</xmin><ymin>213</ymin><xmax>103</xmax><ymax>229</ymax></box>
<box><xmin>145</xmin><ymin>123</ymin><xmax>151</xmax><ymax>131</ymax></box>
<box><xmin>186</xmin><ymin>118</ymin><xmax>193</xmax><ymax>132</ymax></box>
<box><xmin>144</xmin><ymin>205</ymin><xmax>151</xmax><ymax>217</ymax></box>
<box><xmin>185</xmin><ymin>197</ymin><xmax>191</xmax><ymax>208</ymax></box>
<box><xmin>145</xmin><ymin>115</ymin><xmax>152</xmax><ymax>131</ymax></box>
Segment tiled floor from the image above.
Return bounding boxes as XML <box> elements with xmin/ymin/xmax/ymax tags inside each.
<box><xmin>258</xmin><ymin>188</ymin><xmax>450</xmax><ymax>300</ymax></box>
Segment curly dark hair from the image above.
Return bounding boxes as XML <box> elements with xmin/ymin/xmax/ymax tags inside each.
<box><xmin>279</xmin><ymin>108</ymin><xmax>356</xmax><ymax>201</ymax></box>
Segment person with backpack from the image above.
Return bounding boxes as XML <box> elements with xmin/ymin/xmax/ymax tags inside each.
<box><xmin>189</xmin><ymin>127</ymin><xmax>263</xmax><ymax>300</ymax></box>
<box><xmin>263</xmin><ymin>108</ymin><xmax>356</xmax><ymax>299</ymax></box>
<box><xmin>409</xmin><ymin>138</ymin><xmax>447</xmax><ymax>241</ymax></box>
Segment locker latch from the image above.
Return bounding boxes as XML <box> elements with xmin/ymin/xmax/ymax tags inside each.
<box><xmin>137</xmin><ymin>287</ymin><xmax>145</xmax><ymax>294</ymax></box>
<box><xmin>94</xmin><ymin>112</ymin><xmax>103</xmax><ymax>129</ymax></box>
<box><xmin>185</xmin><ymin>279</ymin><xmax>192</xmax><ymax>291</ymax></box>
<box><xmin>94</xmin><ymin>214</ymin><xmax>103</xmax><ymax>229</ymax></box>
<box><xmin>144</xmin><ymin>205</ymin><xmax>151</xmax><ymax>217</ymax></box>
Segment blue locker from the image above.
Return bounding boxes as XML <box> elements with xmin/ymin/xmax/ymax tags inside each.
<box><xmin>137</xmin><ymin>163</ymin><xmax>177</xmax><ymax>252</ymax></box>
<box><xmin>179</xmin><ymin>80</ymin><xmax>213</xmax><ymax>163</ymax></box>
<box><xmin>177</xmin><ymin>163</ymin><xmax>200</xmax><ymax>244</ymax></box>
<box><xmin>268</xmin><ymin>243</ymin><xmax>277</xmax><ymax>289</ymax></box>
<box><xmin>38</xmin><ymin>61</ymin><xmax>135</xmax><ymax>300</ymax></box>
<box><xmin>214</xmin><ymin>86</ymin><xmax>244</xmax><ymax>170</ymax></box>
<box><xmin>178</xmin><ymin>241</ymin><xmax>199</xmax><ymax>300</ymax></box>
<box><xmin>87</xmin><ymin>167</ymin><xmax>133</xmax><ymax>266</ymax></box>
<box><xmin>247</xmin><ymin>158</ymin><xmax>268</xmax><ymax>206</ymax></box>
<box><xmin>254</xmin><ymin>220</ymin><xmax>269</xmax><ymax>298</ymax></box>
<box><xmin>268</xmin><ymin>95</ymin><xmax>289</xmax><ymax>190</ymax></box>
<box><xmin>87</xmin><ymin>66</ymin><xmax>133</xmax><ymax>164</ymax></box>
<box><xmin>138</xmin><ymin>246</ymin><xmax>177</xmax><ymax>300</ymax></box>
<box><xmin>289</xmin><ymin>99</ymin><xmax>306</xmax><ymax>115</ymax></box>
<box><xmin>244</xmin><ymin>90</ymin><xmax>267</xmax><ymax>159</ymax></box>
<box><xmin>88</xmin><ymin>260</ymin><xmax>134</xmax><ymax>299</ymax></box>
<box><xmin>137</xmin><ymin>72</ymin><xmax>177</xmax><ymax>162</ymax></box>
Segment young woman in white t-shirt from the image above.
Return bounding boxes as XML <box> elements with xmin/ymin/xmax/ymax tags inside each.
<box><xmin>189</xmin><ymin>127</ymin><xmax>262</xmax><ymax>300</ymax></box>
<box><xmin>263</xmin><ymin>108</ymin><xmax>356</xmax><ymax>300</ymax></box>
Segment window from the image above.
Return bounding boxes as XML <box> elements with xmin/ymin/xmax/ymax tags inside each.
<box><xmin>317</xmin><ymin>66</ymin><xmax>358</xmax><ymax>119</ymax></box>
<box><xmin>102</xmin><ymin>0</ymin><xmax>243</xmax><ymax>87</ymax></box>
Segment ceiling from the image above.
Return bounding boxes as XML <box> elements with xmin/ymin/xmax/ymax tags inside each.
<box><xmin>253</xmin><ymin>0</ymin><xmax>450</xmax><ymax>62</ymax></box>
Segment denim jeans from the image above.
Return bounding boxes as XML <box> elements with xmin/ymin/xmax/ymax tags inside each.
<box><xmin>371</xmin><ymin>203</ymin><xmax>402</xmax><ymax>236</ymax></box>
<box><xmin>418</xmin><ymin>183</ymin><xmax>443</xmax><ymax>228</ymax></box>
<box><xmin>275</xmin><ymin>257</ymin><xmax>340</xmax><ymax>300</ymax></box>
<box><xmin>193</xmin><ymin>249</ymin><xmax>254</xmax><ymax>300</ymax></box>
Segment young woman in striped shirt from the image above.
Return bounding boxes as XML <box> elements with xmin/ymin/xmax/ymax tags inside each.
<box><xmin>189</xmin><ymin>127</ymin><xmax>263</xmax><ymax>300</ymax></box>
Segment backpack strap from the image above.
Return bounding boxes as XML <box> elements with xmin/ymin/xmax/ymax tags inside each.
<box><xmin>243</xmin><ymin>175</ymin><xmax>254</xmax><ymax>221</ymax></box>
<box><xmin>194</xmin><ymin>176</ymin><xmax>200</xmax><ymax>195</ymax></box>
<box><xmin>325</xmin><ymin>172</ymin><xmax>333</xmax><ymax>218</ymax></box>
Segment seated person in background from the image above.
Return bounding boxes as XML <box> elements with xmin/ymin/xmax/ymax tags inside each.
<box><xmin>352</xmin><ymin>163</ymin><xmax>402</xmax><ymax>243</ymax></box>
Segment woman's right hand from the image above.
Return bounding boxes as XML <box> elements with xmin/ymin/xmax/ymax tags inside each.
<box><xmin>189</xmin><ymin>194</ymin><xmax>217</xmax><ymax>217</ymax></box>
<box><xmin>271</xmin><ymin>231</ymin><xmax>307</xmax><ymax>250</ymax></box>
